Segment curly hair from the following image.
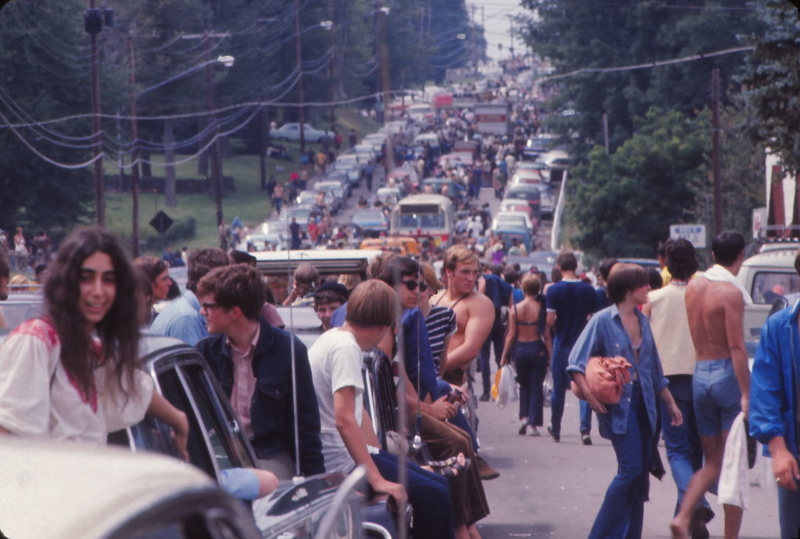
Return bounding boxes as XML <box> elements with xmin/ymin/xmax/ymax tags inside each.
<box><xmin>44</xmin><ymin>226</ymin><xmax>141</xmax><ymax>401</ymax></box>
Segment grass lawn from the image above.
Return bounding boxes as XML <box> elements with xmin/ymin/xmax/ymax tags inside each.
<box><xmin>104</xmin><ymin>108</ymin><xmax>377</xmax><ymax>255</ymax></box>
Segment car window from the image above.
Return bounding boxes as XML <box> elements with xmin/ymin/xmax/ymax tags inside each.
<box><xmin>182</xmin><ymin>364</ymin><xmax>256</xmax><ymax>471</ymax></box>
<box><xmin>751</xmin><ymin>271</ymin><xmax>800</xmax><ymax>304</ymax></box>
<box><xmin>157</xmin><ymin>369</ymin><xmax>217</xmax><ymax>477</ymax></box>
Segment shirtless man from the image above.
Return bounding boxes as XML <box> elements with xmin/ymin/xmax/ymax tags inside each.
<box><xmin>435</xmin><ymin>245</ymin><xmax>498</xmax><ymax>480</ymax></box>
<box><xmin>671</xmin><ymin>231</ymin><xmax>750</xmax><ymax>539</ymax></box>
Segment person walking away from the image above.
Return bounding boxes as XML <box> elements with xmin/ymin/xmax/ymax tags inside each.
<box><xmin>500</xmin><ymin>275</ymin><xmax>551</xmax><ymax>436</ymax></box>
<box><xmin>477</xmin><ymin>264</ymin><xmax>513</xmax><ymax>401</ymax></box>
<box><xmin>546</xmin><ymin>251</ymin><xmax>597</xmax><ymax>444</ymax></box>
<box><xmin>0</xmin><ymin>226</ymin><xmax>189</xmax><ymax>455</ymax></box>
<box><xmin>749</xmin><ymin>248</ymin><xmax>800</xmax><ymax>539</ymax></box>
<box><xmin>671</xmin><ymin>231</ymin><xmax>751</xmax><ymax>539</ymax></box>
<box><xmin>569</xmin><ymin>263</ymin><xmax>683</xmax><ymax>539</ymax></box>
<box><xmin>642</xmin><ymin>239</ymin><xmax>714</xmax><ymax>538</ymax></box>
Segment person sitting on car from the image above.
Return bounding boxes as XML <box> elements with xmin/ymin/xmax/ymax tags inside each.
<box><xmin>196</xmin><ymin>264</ymin><xmax>324</xmax><ymax>479</ymax></box>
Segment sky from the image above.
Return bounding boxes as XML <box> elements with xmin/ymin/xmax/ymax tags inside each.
<box><xmin>470</xmin><ymin>0</ymin><xmax>528</xmax><ymax>61</ymax></box>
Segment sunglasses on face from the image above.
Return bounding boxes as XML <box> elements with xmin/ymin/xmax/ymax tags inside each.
<box><xmin>400</xmin><ymin>280</ymin><xmax>428</xmax><ymax>292</ymax></box>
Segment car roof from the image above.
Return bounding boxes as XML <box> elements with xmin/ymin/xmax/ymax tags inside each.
<box><xmin>254</xmin><ymin>249</ymin><xmax>383</xmax><ymax>276</ymax></box>
<box><xmin>0</xmin><ymin>438</ymin><xmax>214</xmax><ymax>539</ymax></box>
<box><xmin>743</xmin><ymin>247</ymin><xmax>797</xmax><ymax>268</ymax></box>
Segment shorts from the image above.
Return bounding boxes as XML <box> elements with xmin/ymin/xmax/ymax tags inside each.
<box><xmin>693</xmin><ymin>358</ymin><xmax>742</xmax><ymax>437</ymax></box>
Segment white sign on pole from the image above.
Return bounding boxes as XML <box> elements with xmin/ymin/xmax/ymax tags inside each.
<box><xmin>670</xmin><ymin>224</ymin><xmax>707</xmax><ymax>248</ymax></box>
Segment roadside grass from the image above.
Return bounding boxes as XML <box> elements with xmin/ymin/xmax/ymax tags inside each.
<box><xmin>104</xmin><ymin>108</ymin><xmax>377</xmax><ymax>254</ymax></box>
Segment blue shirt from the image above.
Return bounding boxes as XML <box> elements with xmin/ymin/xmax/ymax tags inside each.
<box><xmin>566</xmin><ymin>304</ymin><xmax>668</xmax><ymax>440</ymax></box>
<box><xmin>595</xmin><ymin>287</ymin><xmax>610</xmax><ymax>312</ymax></box>
<box><xmin>750</xmin><ymin>300</ymin><xmax>800</xmax><ymax>459</ymax></box>
<box><xmin>402</xmin><ymin>308</ymin><xmax>438</xmax><ymax>402</ymax></box>
<box><xmin>481</xmin><ymin>273</ymin><xmax>512</xmax><ymax>310</ymax></box>
<box><xmin>149</xmin><ymin>290</ymin><xmax>208</xmax><ymax>346</ymax></box>
<box><xmin>546</xmin><ymin>279</ymin><xmax>597</xmax><ymax>348</ymax></box>
<box><xmin>331</xmin><ymin>302</ymin><xmax>348</xmax><ymax>328</ymax></box>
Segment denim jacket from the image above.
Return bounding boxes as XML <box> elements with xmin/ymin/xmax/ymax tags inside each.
<box><xmin>750</xmin><ymin>301</ymin><xmax>800</xmax><ymax>459</ymax></box>
<box><xmin>567</xmin><ymin>304</ymin><xmax>668</xmax><ymax>440</ymax></box>
<box><xmin>196</xmin><ymin>317</ymin><xmax>325</xmax><ymax>476</ymax></box>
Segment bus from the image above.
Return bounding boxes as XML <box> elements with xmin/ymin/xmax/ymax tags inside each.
<box><xmin>390</xmin><ymin>194</ymin><xmax>455</xmax><ymax>247</ymax></box>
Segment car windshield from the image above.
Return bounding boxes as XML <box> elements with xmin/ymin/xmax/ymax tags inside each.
<box><xmin>398</xmin><ymin>213</ymin><xmax>445</xmax><ymax>228</ymax></box>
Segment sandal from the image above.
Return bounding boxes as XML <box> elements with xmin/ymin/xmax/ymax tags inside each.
<box><xmin>427</xmin><ymin>454</ymin><xmax>471</xmax><ymax>482</ymax></box>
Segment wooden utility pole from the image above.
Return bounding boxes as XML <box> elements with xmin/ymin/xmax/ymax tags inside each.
<box><xmin>711</xmin><ymin>68</ymin><xmax>722</xmax><ymax>234</ymax></box>
<box><xmin>87</xmin><ymin>0</ymin><xmax>105</xmax><ymax>226</ymax></box>
<box><xmin>602</xmin><ymin>113</ymin><xmax>609</xmax><ymax>154</ymax></box>
<box><xmin>377</xmin><ymin>2</ymin><xmax>394</xmax><ymax>171</ymax></box>
<box><xmin>204</xmin><ymin>34</ymin><xmax>224</xmax><ymax>228</ymax></box>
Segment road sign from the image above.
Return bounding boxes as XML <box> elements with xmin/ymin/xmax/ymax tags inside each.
<box><xmin>149</xmin><ymin>210</ymin><xmax>174</xmax><ymax>235</ymax></box>
<box><xmin>670</xmin><ymin>224</ymin><xmax>706</xmax><ymax>248</ymax></box>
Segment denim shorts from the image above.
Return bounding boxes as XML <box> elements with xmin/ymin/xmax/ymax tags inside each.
<box><xmin>693</xmin><ymin>359</ymin><xmax>742</xmax><ymax>437</ymax></box>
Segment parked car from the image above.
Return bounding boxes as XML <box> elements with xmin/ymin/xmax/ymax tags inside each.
<box><xmin>504</xmin><ymin>185</ymin><xmax>542</xmax><ymax>218</ymax></box>
<box><xmin>492</xmin><ymin>211</ymin><xmax>534</xmax><ymax>233</ymax></box>
<box><xmin>510</xmin><ymin>169</ymin><xmax>545</xmax><ymax>186</ymax></box>
<box><xmin>352</xmin><ymin>208</ymin><xmax>390</xmax><ymax>238</ymax></box>
<box><xmin>104</xmin><ymin>334</ymin><xmax>370</xmax><ymax>539</ymax></box>
<box><xmin>271</xmin><ymin>123</ymin><xmax>331</xmax><ymax>143</ymax></box>
<box><xmin>315</xmin><ymin>181</ymin><xmax>346</xmax><ymax>213</ymax></box>
<box><xmin>0</xmin><ymin>438</ymin><xmax>263</xmax><ymax>539</ymax></box>
<box><xmin>494</xmin><ymin>225</ymin><xmax>534</xmax><ymax>252</ymax></box>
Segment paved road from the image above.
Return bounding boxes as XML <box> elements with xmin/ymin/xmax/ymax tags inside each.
<box><xmin>323</xmin><ymin>167</ymin><xmax>780</xmax><ymax>538</ymax></box>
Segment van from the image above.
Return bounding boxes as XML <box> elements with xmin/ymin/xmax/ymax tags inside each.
<box><xmin>738</xmin><ymin>246</ymin><xmax>800</xmax><ymax>340</ymax></box>
<box><xmin>390</xmin><ymin>194</ymin><xmax>455</xmax><ymax>247</ymax></box>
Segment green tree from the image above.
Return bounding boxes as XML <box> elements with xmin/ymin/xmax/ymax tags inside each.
<box><xmin>520</xmin><ymin>0</ymin><xmax>761</xmax><ymax>158</ymax></box>
<box><xmin>569</xmin><ymin>108</ymin><xmax>705</xmax><ymax>258</ymax></box>
<box><xmin>0</xmin><ymin>0</ymin><xmax>97</xmax><ymax>234</ymax></box>
<box><xmin>739</xmin><ymin>0</ymin><xmax>800</xmax><ymax>174</ymax></box>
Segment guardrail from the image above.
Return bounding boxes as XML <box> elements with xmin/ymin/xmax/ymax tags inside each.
<box><xmin>550</xmin><ymin>169</ymin><xmax>568</xmax><ymax>251</ymax></box>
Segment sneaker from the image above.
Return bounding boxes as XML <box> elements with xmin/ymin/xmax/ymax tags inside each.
<box><xmin>529</xmin><ymin>427</ymin><xmax>540</xmax><ymax>437</ymax></box>
<box><xmin>547</xmin><ymin>425</ymin><xmax>560</xmax><ymax>442</ymax></box>
<box><xmin>581</xmin><ymin>433</ymin><xmax>593</xmax><ymax>446</ymax></box>
<box><xmin>479</xmin><ymin>393</ymin><xmax>491</xmax><ymax>402</ymax></box>
<box><xmin>518</xmin><ymin>422</ymin><xmax>528</xmax><ymax>436</ymax></box>
<box><xmin>475</xmin><ymin>454</ymin><xmax>500</xmax><ymax>480</ymax></box>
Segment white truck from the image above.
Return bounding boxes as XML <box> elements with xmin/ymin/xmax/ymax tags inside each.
<box><xmin>473</xmin><ymin>102</ymin><xmax>510</xmax><ymax>136</ymax></box>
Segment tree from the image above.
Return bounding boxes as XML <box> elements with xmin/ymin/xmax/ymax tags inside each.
<box><xmin>0</xmin><ymin>0</ymin><xmax>97</xmax><ymax>234</ymax></box>
<box><xmin>739</xmin><ymin>0</ymin><xmax>800</xmax><ymax>174</ymax></box>
<box><xmin>520</xmin><ymin>0</ymin><xmax>762</xmax><ymax>158</ymax></box>
<box><xmin>569</xmin><ymin>108</ymin><xmax>705</xmax><ymax>258</ymax></box>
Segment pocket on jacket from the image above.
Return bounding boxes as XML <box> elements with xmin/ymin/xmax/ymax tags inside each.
<box><xmin>252</xmin><ymin>376</ymin><xmax>289</xmax><ymax>437</ymax></box>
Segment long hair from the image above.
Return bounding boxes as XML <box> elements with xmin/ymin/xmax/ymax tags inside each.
<box><xmin>44</xmin><ymin>226</ymin><xmax>141</xmax><ymax>399</ymax></box>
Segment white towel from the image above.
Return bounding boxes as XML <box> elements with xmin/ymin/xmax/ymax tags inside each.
<box><xmin>702</xmin><ymin>265</ymin><xmax>753</xmax><ymax>305</ymax></box>
<box><xmin>719</xmin><ymin>412</ymin><xmax>750</xmax><ymax>509</ymax></box>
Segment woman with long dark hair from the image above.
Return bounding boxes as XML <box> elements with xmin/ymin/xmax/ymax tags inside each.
<box><xmin>568</xmin><ymin>263</ymin><xmax>682</xmax><ymax>539</ymax></box>
<box><xmin>500</xmin><ymin>274</ymin><xmax>551</xmax><ymax>436</ymax></box>
<box><xmin>0</xmin><ymin>226</ymin><xmax>188</xmax><ymax>453</ymax></box>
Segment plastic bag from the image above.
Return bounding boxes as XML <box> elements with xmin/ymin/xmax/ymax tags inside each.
<box><xmin>496</xmin><ymin>364</ymin><xmax>518</xmax><ymax>410</ymax></box>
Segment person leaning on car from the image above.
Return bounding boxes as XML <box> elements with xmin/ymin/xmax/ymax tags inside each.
<box><xmin>195</xmin><ymin>264</ymin><xmax>324</xmax><ymax>479</ymax></box>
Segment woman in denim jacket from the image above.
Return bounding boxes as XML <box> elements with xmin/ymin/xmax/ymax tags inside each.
<box><xmin>568</xmin><ymin>263</ymin><xmax>682</xmax><ymax>539</ymax></box>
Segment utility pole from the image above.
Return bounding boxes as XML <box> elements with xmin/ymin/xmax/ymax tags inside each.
<box><xmin>602</xmin><ymin>113</ymin><xmax>609</xmax><ymax>154</ymax></box>
<box><xmin>294</xmin><ymin>0</ymin><xmax>306</xmax><ymax>154</ymax></box>
<box><xmin>127</xmin><ymin>32</ymin><xmax>141</xmax><ymax>257</ymax></box>
<box><xmin>470</xmin><ymin>4</ymin><xmax>477</xmax><ymax>75</ymax></box>
<box><xmin>377</xmin><ymin>1</ymin><xmax>394</xmax><ymax>172</ymax></box>
<box><xmin>85</xmin><ymin>2</ymin><xmax>106</xmax><ymax>226</ymax></box>
<box><xmin>328</xmin><ymin>0</ymin><xmax>336</xmax><ymax>133</ymax></box>
<box><xmin>711</xmin><ymin>68</ymin><xmax>722</xmax><ymax>235</ymax></box>
<box><xmin>204</xmin><ymin>34</ymin><xmax>224</xmax><ymax>229</ymax></box>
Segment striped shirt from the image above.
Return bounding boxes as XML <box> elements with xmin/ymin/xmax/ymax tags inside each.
<box><xmin>425</xmin><ymin>305</ymin><xmax>457</xmax><ymax>372</ymax></box>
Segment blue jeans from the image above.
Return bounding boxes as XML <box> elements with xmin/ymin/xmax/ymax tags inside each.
<box><xmin>589</xmin><ymin>383</ymin><xmax>650</xmax><ymax>539</ymax></box>
<box><xmin>661</xmin><ymin>375</ymin><xmax>711</xmax><ymax>512</ymax></box>
<box><xmin>513</xmin><ymin>340</ymin><xmax>548</xmax><ymax>426</ymax></box>
<box><xmin>778</xmin><ymin>481</ymin><xmax>800</xmax><ymax>539</ymax></box>
<box><xmin>480</xmin><ymin>313</ymin><xmax>506</xmax><ymax>395</ymax></box>
<box><xmin>371</xmin><ymin>450</ymin><xmax>455</xmax><ymax>539</ymax></box>
<box><xmin>693</xmin><ymin>358</ymin><xmax>742</xmax><ymax>436</ymax></box>
<box><xmin>551</xmin><ymin>344</ymin><xmax>592</xmax><ymax>435</ymax></box>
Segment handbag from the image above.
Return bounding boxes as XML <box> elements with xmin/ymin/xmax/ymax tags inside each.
<box><xmin>570</xmin><ymin>356</ymin><xmax>633</xmax><ymax>406</ymax></box>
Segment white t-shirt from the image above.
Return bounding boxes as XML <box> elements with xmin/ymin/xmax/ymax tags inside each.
<box><xmin>307</xmin><ymin>328</ymin><xmax>364</xmax><ymax>473</ymax></box>
<box><xmin>0</xmin><ymin>318</ymin><xmax>154</xmax><ymax>445</ymax></box>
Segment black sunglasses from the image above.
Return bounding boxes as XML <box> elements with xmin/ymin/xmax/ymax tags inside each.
<box><xmin>400</xmin><ymin>280</ymin><xmax>428</xmax><ymax>292</ymax></box>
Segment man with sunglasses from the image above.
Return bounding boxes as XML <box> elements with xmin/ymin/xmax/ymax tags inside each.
<box><xmin>377</xmin><ymin>257</ymin><xmax>491</xmax><ymax>539</ymax></box>
<box><xmin>195</xmin><ymin>264</ymin><xmax>324</xmax><ymax>479</ymax></box>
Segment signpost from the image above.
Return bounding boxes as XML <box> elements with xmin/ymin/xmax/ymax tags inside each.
<box><xmin>670</xmin><ymin>224</ymin><xmax>706</xmax><ymax>248</ymax></box>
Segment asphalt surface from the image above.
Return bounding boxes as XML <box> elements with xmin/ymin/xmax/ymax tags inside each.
<box><xmin>323</xmin><ymin>165</ymin><xmax>781</xmax><ymax>539</ymax></box>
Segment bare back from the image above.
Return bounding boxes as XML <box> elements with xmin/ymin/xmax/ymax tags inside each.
<box><xmin>685</xmin><ymin>276</ymin><xmax>745</xmax><ymax>361</ymax></box>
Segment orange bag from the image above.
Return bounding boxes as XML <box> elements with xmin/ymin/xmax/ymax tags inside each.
<box><xmin>570</xmin><ymin>356</ymin><xmax>633</xmax><ymax>406</ymax></box>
